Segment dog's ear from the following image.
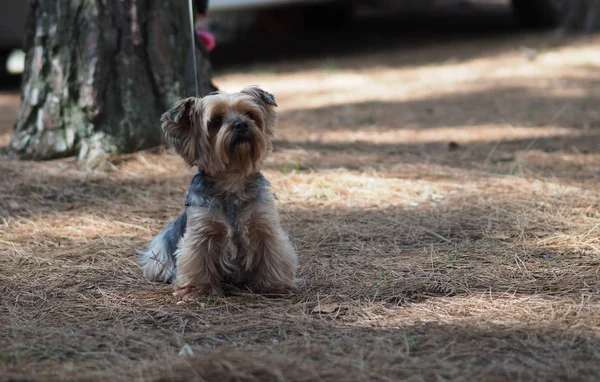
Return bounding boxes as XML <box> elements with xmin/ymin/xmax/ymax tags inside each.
<box><xmin>241</xmin><ymin>86</ymin><xmax>278</xmax><ymax>108</ymax></box>
<box><xmin>161</xmin><ymin>97</ymin><xmax>204</xmax><ymax>166</ymax></box>
<box><xmin>241</xmin><ymin>86</ymin><xmax>278</xmax><ymax>137</ymax></box>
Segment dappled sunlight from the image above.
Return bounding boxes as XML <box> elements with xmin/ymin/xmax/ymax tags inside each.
<box><xmin>216</xmin><ymin>35</ymin><xmax>600</xmax><ymax>111</ymax></box>
<box><xmin>267</xmin><ymin>169</ymin><xmax>460</xmax><ymax>208</ymax></box>
<box><xmin>540</xmin><ymin>40</ymin><xmax>600</xmax><ymax>67</ymax></box>
<box><xmin>3</xmin><ymin>212</ymin><xmax>152</xmax><ymax>244</ymax></box>
<box><xmin>3</xmin><ymin>23</ymin><xmax>600</xmax><ymax>381</ymax></box>
<box><xmin>3</xmin><ymin>153</ymin><xmax>597</xmax><ymax>257</ymax></box>
<box><xmin>276</xmin><ymin>124</ymin><xmax>580</xmax><ymax>145</ymax></box>
<box><xmin>349</xmin><ymin>294</ymin><xmax>598</xmax><ymax>332</ymax></box>
<box><xmin>0</xmin><ymin>91</ymin><xmax>20</xmax><ymax>146</ymax></box>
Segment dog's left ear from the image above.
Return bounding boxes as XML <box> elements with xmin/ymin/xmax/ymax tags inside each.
<box><xmin>241</xmin><ymin>86</ymin><xmax>278</xmax><ymax>107</ymax></box>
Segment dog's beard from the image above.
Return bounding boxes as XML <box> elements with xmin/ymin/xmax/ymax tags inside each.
<box><xmin>229</xmin><ymin>140</ymin><xmax>254</xmax><ymax>169</ymax></box>
<box><xmin>214</xmin><ymin>126</ymin><xmax>268</xmax><ymax>176</ymax></box>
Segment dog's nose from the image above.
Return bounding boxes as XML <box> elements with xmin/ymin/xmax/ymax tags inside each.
<box><xmin>233</xmin><ymin>121</ymin><xmax>248</xmax><ymax>130</ymax></box>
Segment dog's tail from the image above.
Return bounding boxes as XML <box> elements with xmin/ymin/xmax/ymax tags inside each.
<box><xmin>137</xmin><ymin>213</ymin><xmax>187</xmax><ymax>283</ymax></box>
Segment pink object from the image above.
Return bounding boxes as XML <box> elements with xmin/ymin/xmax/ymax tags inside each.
<box><xmin>197</xmin><ymin>30</ymin><xmax>216</xmax><ymax>52</ymax></box>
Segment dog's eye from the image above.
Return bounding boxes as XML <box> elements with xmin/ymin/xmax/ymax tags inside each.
<box><xmin>208</xmin><ymin>116</ymin><xmax>222</xmax><ymax>131</ymax></box>
<box><xmin>244</xmin><ymin>112</ymin><xmax>255</xmax><ymax>121</ymax></box>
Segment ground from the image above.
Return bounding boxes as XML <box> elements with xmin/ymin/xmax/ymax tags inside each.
<box><xmin>2</xmin><ymin>11</ymin><xmax>600</xmax><ymax>382</ymax></box>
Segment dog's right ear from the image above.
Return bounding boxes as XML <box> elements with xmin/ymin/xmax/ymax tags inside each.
<box><xmin>161</xmin><ymin>97</ymin><xmax>204</xmax><ymax>166</ymax></box>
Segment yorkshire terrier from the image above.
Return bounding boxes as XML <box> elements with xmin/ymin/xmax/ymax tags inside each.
<box><xmin>138</xmin><ymin>86</ymin><xmax>298</xmax><ymax>298</ymax></box>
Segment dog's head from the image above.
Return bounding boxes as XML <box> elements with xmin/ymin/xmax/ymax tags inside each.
<box><xmin>161</xmin><ymin>86</ymin><xmax>278</xmax><ymax>177</ymax></box>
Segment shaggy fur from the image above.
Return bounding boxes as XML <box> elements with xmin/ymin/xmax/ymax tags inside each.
<box><xmin>137</xmin><ymin>87</ymin><xmax>298</xmax><ymax>298</ymax></box>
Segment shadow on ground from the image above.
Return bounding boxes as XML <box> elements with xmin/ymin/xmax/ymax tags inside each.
<box><xmin>280</xmin><ymin>79</ymin><xmax>600</xmax><ymax>131</ymax></box>
<box><xmin>270</xmin><ymin>78</ymin><xmax>600</xmax><ymax>184</ymax></box>
<box><xmin>3</xmin><ymin>307</ymin><xmax>599</xmax><ymax>381</ymax></box>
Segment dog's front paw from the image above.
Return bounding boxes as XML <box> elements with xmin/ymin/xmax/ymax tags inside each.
<box><xmin>173</xmin><ymin>283</ymin><xmax>223</xmax><ymax>300</ymax></box>
<box><xmin>172</xmin><ymin>284</ymin><xmax>203</xmax><ymax>301</ymax></box>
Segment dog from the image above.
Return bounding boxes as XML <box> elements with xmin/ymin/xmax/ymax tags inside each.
<box><xmin>137</xmin><ymin>86</ymin><xmax>299</xmax><ymax>299</ymax></box>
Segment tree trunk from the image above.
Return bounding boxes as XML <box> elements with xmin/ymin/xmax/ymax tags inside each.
<box><xmin>11</xmin><ymin>0</ymin><xmax>216</xmax><ymax>166</ymax></box>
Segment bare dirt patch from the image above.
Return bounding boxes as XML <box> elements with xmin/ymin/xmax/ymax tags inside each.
<box><xmin>2</xmin><ymin>21</ymin><xmax>600</xmax><ymax>382</ymax></box>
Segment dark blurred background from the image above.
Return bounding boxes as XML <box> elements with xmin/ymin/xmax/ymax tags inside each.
<box><xmin>0</xmin><ymin>0</ymin><xmax>566</xmax><ymax>87</ymax></box>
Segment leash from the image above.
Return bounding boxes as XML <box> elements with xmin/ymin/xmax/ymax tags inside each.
<box><xmin>187</xmin><ymin>0</ymin><xmax>200</xmax><ymax>97</ymax></box>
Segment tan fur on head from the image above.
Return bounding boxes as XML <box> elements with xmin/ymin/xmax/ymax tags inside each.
<box><xmin>161</xmin><ymin>86</ymin><xmax>278</xmax><ymax>178</ymax></box>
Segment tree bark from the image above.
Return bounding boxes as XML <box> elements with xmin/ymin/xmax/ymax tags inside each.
<box><xmin>11</xmin><ymin>0</ymin><xmax>216</xmax><ymax>166</ymax></box>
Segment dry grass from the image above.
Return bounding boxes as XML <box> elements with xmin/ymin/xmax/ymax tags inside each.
<box><xmin>2</xmin><ymin>29</ymin><xmax>600</xmax><ymax>382</ymax></box>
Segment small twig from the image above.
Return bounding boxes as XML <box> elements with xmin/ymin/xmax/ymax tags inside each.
<box><xmin>514</xmin><ymin>253</ymin><xmax>528</xmax><ymax>273</ymax></box>
<box><xmin>418</xmin><ymin>226</ymin><xmax>452</xmax><ymax>243</ymax></box>
<box><xmin>549</xmin><ymin>102</ymin><xmax>570</xmax><ymax>125</ymax></box>
<box><xmin>581</xmin><ymin>221</ymin><xmax>600</xmax><ymax>239</ymax></box>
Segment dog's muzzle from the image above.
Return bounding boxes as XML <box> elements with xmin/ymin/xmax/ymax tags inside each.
<box><xmin>231</xmin><ymin>121</ymin><xmax>252</xmax><ymax>145</ymax></box>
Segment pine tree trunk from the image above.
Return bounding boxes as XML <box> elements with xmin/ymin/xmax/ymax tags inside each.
<box><xmin>11</xmin><ymin>0</ymin><xmax>216</xmax><ymax>166</ymax></box>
